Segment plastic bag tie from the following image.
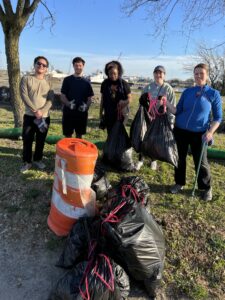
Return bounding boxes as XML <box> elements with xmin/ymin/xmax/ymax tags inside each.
<box><xmin>79</xmin><ymin>254</ymin><xmax>115</xmax><ymax>300</ymax></box>
<box><xmin>121</xmin><ymin>184</ymin><xmax>140</xmax><ymax>203</ymax></box>
<box><xmin>148</xmin><ymin>92</ymin><xmax>167</xmax><ymax>119</ymax></box>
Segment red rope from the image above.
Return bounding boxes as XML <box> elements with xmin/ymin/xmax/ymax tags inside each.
<box><xmin>121</xmin><ymin>184</ymin><xmax>139</xmax><ymax>202</ymax></box>
<box><xmin>93</xmin><ymin>254</ymin><xmax>115</xmax><ymax>292</ymax></box>
<box><xmin>147</xmin><ymin>93</ymin><xmax>167</xmax><ymax>119</ymax></box>
<box><xmin>79</xmin><ymin>254</ymin><xmax>115</xmax><ymax>300</ymax></box>
<box><xmin>101</xmin><ymin>200</ymin><xmax>127</xmax><ymax>228</ymax></box>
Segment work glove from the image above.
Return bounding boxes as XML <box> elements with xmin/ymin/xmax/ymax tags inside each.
<box><xmin>78</xmin><ymin>102</ymin><xmax>88</xmax><ymax>112</ymax></box>
<box><xmin>34</xmin><ymin>118</ymin><xmax>48</xmax><ymax>133</ymax></box>
<box><xmin>69</xmin><ymin>99</ymin><xmax>76</xmax><ymax>110</ymax></box>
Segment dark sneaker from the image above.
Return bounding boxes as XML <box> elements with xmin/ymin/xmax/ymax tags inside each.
<box><xmin>202</xmin><ymin>188</ymin><xmax>212</xmax><ymax>201</ymax></box>
<box><xmin>170</xmin><ymin>184</ymin><xmax>184</xmax><ymax>194</ymax></box>
<box><xmin>20</xmin><ymin>163</ymin><xmax>32</xmax><ymax>173</ymax></box>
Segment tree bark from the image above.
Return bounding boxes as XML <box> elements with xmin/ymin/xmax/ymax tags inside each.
<box><xmin>5</xmin><ymin>29</ymin><xmax>24</xmax><ymax>127</ymax></box>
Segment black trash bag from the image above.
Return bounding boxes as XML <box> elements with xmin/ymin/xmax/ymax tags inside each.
<box><xmin>102</xmin><ymin>202</ymin><xmax>165</xmax><ymax>296</ymax></box>
<box><xmin>142</xmin><ymin>113</ymin><xmax>178</xmax><ymax>167</ymax></box>
<box><xmin>103</xmin><ymin>120</ymin><xmax>134</xmax><ymax>171</ymax></box>
<box><xmin>49</xmin><ymin>257</ymin><xmax>130</xmax><ymax>300</ymax></box>
<box><xmin>107</xmin><ymin>176</ymin><xmax>150</xmax><ymax>206</ymax></box>
<box><xmin>56</xmin><ymin>217</ymin><xmax>101</xmax><ymax>269</ymax></box>
<box><xmin>92</xmin><ymin>163</ymin><xmax>111</xmax><ymax>200</ymax></box>
<box><xmin>130</xmin><ymin>106</ymin><xmax>150</xmax><ymax>153</ymax></box>
<box><xmin>48</xmin><ymin>261</ymin><xmax>86</xmax><ymax>300</ymax></box>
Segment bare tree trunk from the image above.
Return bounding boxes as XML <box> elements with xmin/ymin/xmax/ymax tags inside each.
<box><xmin>5</xmin><ymin>30</ymin><xmax>24</xmax><ymax>127</ymax></box>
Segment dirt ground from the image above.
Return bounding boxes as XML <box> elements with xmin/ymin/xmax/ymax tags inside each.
<box><xmin>0</xmin><ymin>138</ymin><xmax>192</xmax><ymax>300</ymax></box>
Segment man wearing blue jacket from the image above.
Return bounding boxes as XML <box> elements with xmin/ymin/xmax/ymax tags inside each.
<box><xmin>166</xmin><ymin>63</ymin><xmax>222</xmax><ymax>201</ymax></box>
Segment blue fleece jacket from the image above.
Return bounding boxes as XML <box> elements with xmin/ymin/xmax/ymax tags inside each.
<box><xmin>175</xmin><ymin>85</ymin><xmax>222</xmax><ymax>132</ymax></box>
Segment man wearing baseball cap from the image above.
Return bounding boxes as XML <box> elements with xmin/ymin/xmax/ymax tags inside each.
<box><xmin>136</xmin><ymin>65</ymin><xmax>176</xmax><ymax>170</ymax></box>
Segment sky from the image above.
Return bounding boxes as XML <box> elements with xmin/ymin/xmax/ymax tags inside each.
<box><xmin>0</xmin><ymin>0</ymin><xmax>224</xmax><ymax>79</ymax></box>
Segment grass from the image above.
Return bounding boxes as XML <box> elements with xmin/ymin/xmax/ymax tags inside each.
<box><xmin>0</xmin><ymin>92</ymin><xmax>225</xmax><ymax>299</ymax></box>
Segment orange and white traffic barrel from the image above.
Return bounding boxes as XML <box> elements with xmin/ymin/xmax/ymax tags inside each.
<box><xmin>47</xmin><ymin>138</ymin><xmax>98</xmax><ymax>236</ymax></box>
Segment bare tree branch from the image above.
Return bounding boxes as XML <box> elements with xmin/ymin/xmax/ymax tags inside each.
<box><xmin>25</xmin><ymin>0</ymin><xmax>41</xmax><ymax>15</ymax></box>
<box><xmin>122</xmin><ymin>0</ymin><xmax>225</xmax><ymax>50</ymax></box>
<box><xmin>2</xmin><ymin>0</ymin><xmax>14</xmax><ymax>18</ymax></box>
<box><xmin>16</xmin><ymin>0</ymin><xmax>26</xmax><ymax>17</ymax></box>
<box><xmin>0</xmin><ymin>4</ymin><xmax>6</xmax><ymax>22</ymax></box>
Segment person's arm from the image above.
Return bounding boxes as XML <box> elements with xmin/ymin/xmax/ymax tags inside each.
<box><xmin>118</xmin><ymin>80</ymin><xmax>132</xmax><ymax>109</ymax></box>
<box><xmin>165</xmin><ymin>100</ymin><xmax>177</xmax><ymax>115</ymax></box>
<box><xmin>118</xmin><ymin>93</ymin><xmax>131</xmax><ymax>109</ymax></box>
<box><xmin>86</xmin><ymin>96</ymin><xmax>92</xmax><ymax>110</ymax></box>
<box><xmin>20</xmin><ymin>76</ymin><xmax>38</xmax><ymax>113</ymax></box>
<box><xmin>60</xmin><ymin>93</ymin><xmax>71</xmax><ymax>107</ymax></box>
<box><xmin>40</xmin><ymin>89</ymin><xmax>54</xmax><ymax>115</ymax></box>
<box><xmin>167</xmin><ymin>86</ymin><xmax>176</xmax><ymax>107</ymax></box>
<box><xmin>99</xmin><ymin>94</ymin><xmax>104</xmax><ymax>119</ymax></box>
<box><xmin>204</xmin><ymin>90</ymin><xmax>223</xmax><ymax>142</ymax></box>
<box><xmin>86</xmin><ymin>82</ymin><xmax>94</xmax><ymax>110</ymax></box>
<box><xmin>60</xmin><ymin>78</ymin><xmax>71</xmax><ymax>108</ymax></box>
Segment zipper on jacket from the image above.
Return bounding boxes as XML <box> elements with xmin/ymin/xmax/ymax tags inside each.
<box><xmin>186</xmin><ymin>97</ymin><xmax>197</xmax><ymax>129</ymax></box>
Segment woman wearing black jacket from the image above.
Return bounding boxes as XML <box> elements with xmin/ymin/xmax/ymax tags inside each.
<box><xmin>99</xmin><ymin>61</ymin><xmax>131</xmax><ymax>134</ymax></box>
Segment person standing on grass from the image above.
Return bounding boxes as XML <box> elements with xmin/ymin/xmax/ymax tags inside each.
<box><xmin>20</xmin><ymin>56</ymin><xmax>53</xmax><ymax>173</ymax></box>
<box><xmin>136</xmin><ymin>65</ymin><xmax>176</xmax><ymax>171</ymax></box>
<box><xmin>60</xmin><ymin>57</ymin><xmax>94</xmax><ymax>138</ymax></box>
<box><xmin>99</xmin><ymin>60</ymin><xmax>131</xmax><ymax>135</ymax></box>
<box><xmin>165</xmin><ymin>63</ymin><xmax>222</xmax><ymax>201</ymax></box>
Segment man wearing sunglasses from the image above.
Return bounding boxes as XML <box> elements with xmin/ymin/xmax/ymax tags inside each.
<box><xmin>20</xmin><ymin>56</ymin><xmax>54</xmax><ymax>173</ymax></box>
<box><xmin>60</xmin><ymin>56</ymin><xmax>94</xmax><ymax>138</ymax></box>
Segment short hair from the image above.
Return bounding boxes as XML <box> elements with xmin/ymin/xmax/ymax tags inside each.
<box><xmin>72</xmin><ymin>57</ymin><xmax>85</xmax><ymax>65</ymax></box>
<box><xmin>104</xmin><ymin>60</ymin><xmax>123</xmax><ymax>77</ymax></box>
<box><xmin>34</xmin><ymin>56</ymin><xmax>49</xmax><ymax>67</ymax></box>
<box><xmin>194</xmin><ymin>63</ymin><xmax>209</xmax><ymax>73</ymax></box>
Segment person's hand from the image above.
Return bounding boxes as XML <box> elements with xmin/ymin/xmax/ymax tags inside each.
<box><xmin>78</xmin><ymin>103</ymin><xmax>88</xmax><ymax>112</ymax></box>
<box><xmin>34</xmin><ymin>110</ymin><xmax>43</xmax><ymax>119</ymax></box>
<box><xmin>68</xmin><ymin>99</ymin><xmax>76</xmax><ymax>110</ymax></box>
<box><xmin>203</xmin><ymin>131</ymin><xmax>213</xmax><ymax>143</ymax></box>
<box><xmin>157</xmin><ymin>96</ymin><xmax>166</xmax><ymax>107</ymax></box>
<box><xmin>118</xmin><ymin>100</ymin><xmax>127</xmax><ymax>110</ymax></box>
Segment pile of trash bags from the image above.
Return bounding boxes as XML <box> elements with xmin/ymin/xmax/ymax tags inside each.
<box><xmin>49</xmin><ymin>176</ymin><xmax>165</xmax><ymax>300</ymax></box>
<box><xmin>130</xmin><ymin>93</ymin><xmax>178</xmax><ymax>167</ymax></box>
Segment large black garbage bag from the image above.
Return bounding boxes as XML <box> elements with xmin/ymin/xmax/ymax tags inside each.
<box><xmin>103</xmin><ymin>120</ymin><xmax>134</xmax><ymax>171</ymax></box>
<box><xmin>101</xmin><ymin>201</ymin><xmax>165</xmax><ymax>296</ymax></box>
<box><xmin>56</xmin><ymin>217</ymin><xmax>101</xmax><ymax>269</ymax></box>
<box><xmin>107</xmin><ymin>176</ymin><xmax>150</xmax><ymax>206</ymax></box>
<box><xmin>49</xmin><ymin>257</ymin><xmax>130</xmax><ymax>300</ymax></box>
<box><xmin>91</xmin><ymin>163</ymin><xmax>111</xmax><ymax>200</ymax></box>
<box><xmin>142</xmin><ymin>113</ymin><xmax>178</xmax><ymax>167</ymax></box>
<box><xmin>48</xmin><ymin>261</ymin><xmax>86</xmax><ymax>300</ymax></box>
<box><xmin>130</xmin><ymin>106</ymin><xmax>150</xmax><ymax>153</ymax></box>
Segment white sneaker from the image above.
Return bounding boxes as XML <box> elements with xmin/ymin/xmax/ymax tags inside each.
<box><xmin>150</xmin><ymin>161</ymin><xmax>157</xmax><ymax>170</ymax></box>
<box><xmin>135</xmin><ymin>161</ymin><xmax>144</xmax><ymax>171</ymax></box>
<box><xmin>170</xmin><ymin>184</ymin><xmax>184</xmax><ymax>194</ymax></box>
<box><xmin>33</xmin><ymin>160</ymin><xmax>46</xmax><ymax>170</ymax></box>
<box><xmin>20</xmin><ymin>163</ymin><xmax>32</xmax><ymax>173</ymax></box>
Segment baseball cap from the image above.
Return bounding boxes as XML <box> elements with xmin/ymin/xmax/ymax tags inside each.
<box><xmin>154</xmin><ymin>65</ymin><xmax>166</xmax><ymax>73</ymax></box>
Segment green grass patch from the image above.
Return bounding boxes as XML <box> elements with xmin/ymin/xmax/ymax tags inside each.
<box><xmin>0</xmin><ymin>94</ymin><xmax>225</xmax><ymax>299</ymax></box>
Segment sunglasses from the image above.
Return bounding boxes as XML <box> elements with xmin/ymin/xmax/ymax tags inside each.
<box><xmin>36</xmin><ymin>61</ymin><xmax>48</xmax><ymax>68</ymax></box>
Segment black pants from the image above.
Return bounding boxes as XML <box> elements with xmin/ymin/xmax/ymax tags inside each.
<box><xmin>174</xmin><ymin>127</ymin><xmax>211</xmax><ymax>190</ymax></box>
<box><xmin>62</xmin><ymin>111</ymin><xmax>88</xmax><ymax>137</ymax></box>
<box><xmin>22</xmin><ymin>115</ymin><xmax>50</xmax><ymax>163</ymax></box>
